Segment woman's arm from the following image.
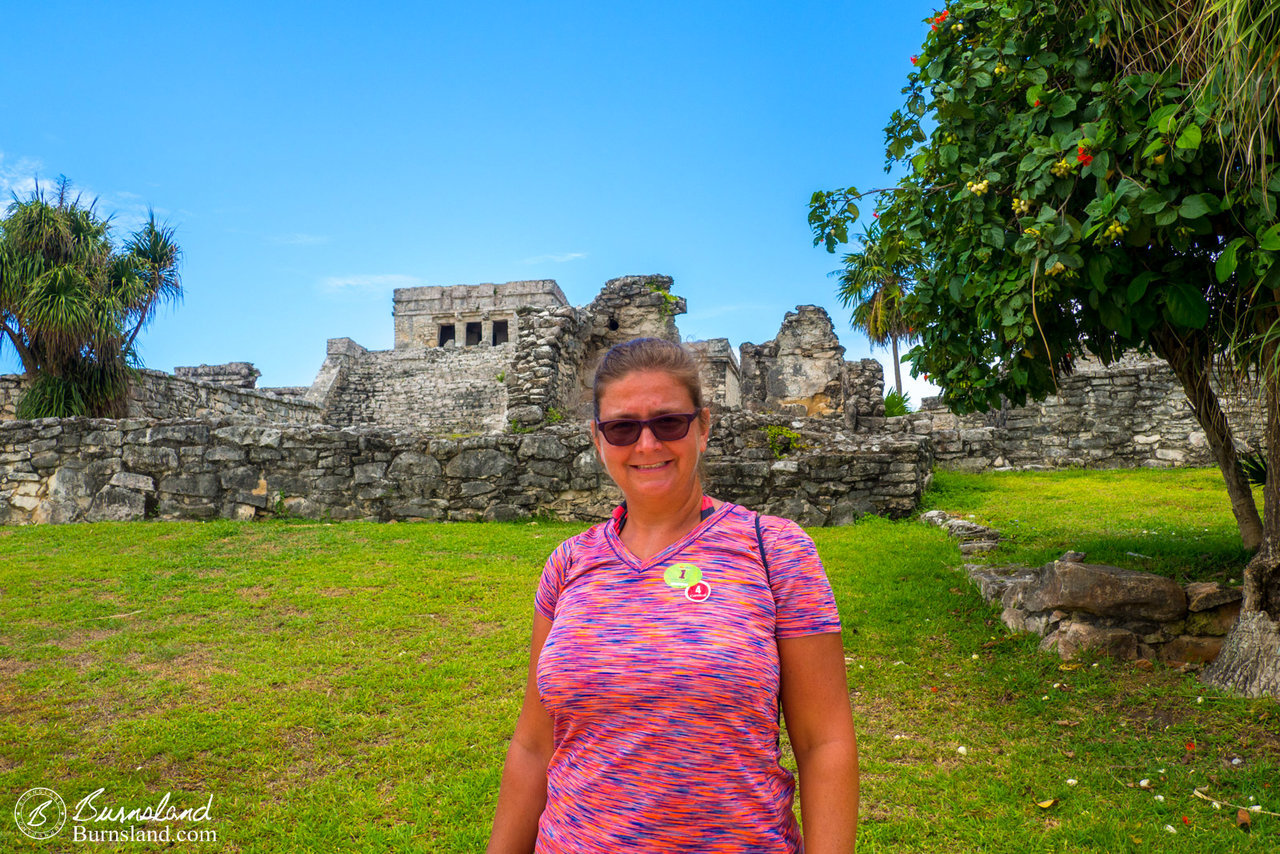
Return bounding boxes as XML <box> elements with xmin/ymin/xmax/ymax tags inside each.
<box><xmin>779</xmin><ymin>631</ymin><xmax>859</xmax><ymax>853</ymax></box>
<box><xmin>486</xmin><ymin>612</ymin><xmax>555</xmax><ymax>854</ymax></box>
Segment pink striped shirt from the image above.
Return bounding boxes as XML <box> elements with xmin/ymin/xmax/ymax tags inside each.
<box><xmin>534</xmin><ymin>500</ymin><xmax>842</xmax><ymax>852</ymax></box>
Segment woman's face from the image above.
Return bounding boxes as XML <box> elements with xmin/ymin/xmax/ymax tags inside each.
<box><xmin>592</xmin><ymin>369</ymin><xmax>710</xmax><ymax>506</ymax></box>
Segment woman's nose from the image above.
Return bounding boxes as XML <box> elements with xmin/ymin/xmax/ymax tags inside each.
<box><xmin>634</xmin><ymin>424</ymin><xmax>664</xmax><ymax>451</ymax></box>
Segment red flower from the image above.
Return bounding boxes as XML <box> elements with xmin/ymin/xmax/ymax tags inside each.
<box><xmin>1182</xmin><ymin>816</ymin><xmax>1191</xmax><ymax>825</ymax></box>
<box><xmin>873</xmin><ymin>212</ymin><xmax>880</xmax><ymax>218</ymax></box>
<box><xmin>1034</xmin><ymin>99</ymin><xmax>1041</xmax><ymax>107</ymax></box>
<box><xmin>934</xmin><ymin>9</ymin><xmax>950</xmax><ymax>22</ymax></box>
<box><xmin>1077</xmin><ymin>153</ymin><xmax>1094</xmax><ymax>166</ymax></box>
<box><xmin>932</xmin><ymin>23</ymin><xmax>939</xmax><ymax>30</ymax></box>
<box><xmin>1185</xmin><ymin>741</ymin><xmax>1196</xmax><ymax>751</ymax></box>
<box><xmin>911</xmin><ymin>55</ymin><xmax>919</xmax><ymax>64</ymax></box>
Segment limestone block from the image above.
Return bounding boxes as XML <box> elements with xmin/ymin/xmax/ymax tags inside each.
<box><xmin>109</xmin><ymin>472</ymin><xmax>155</xmax><ymax>492</ymax></box>
<box><xmin>1184</xmin><ymin>581</ymin><xmax>1243</xmax><ymax>612</ymax></box>
<box><xmin>1186</xmin><ymin>602</ymin><xmax>1242</xmax><ymax>636</ymax></box>
<box><xmin>158</xmin><ymin>473</ymin><xmax>221</xmax><ymax>498</ymax></box>
<box><xmin>1158</xmin><ymin>635</ymin><xmax>1224</xmax><ymax>665</ymax></box>
<box><xmin>1017</xmin><ymin>561</ymin><xmax>1187</xmax><ymax>622</ymax></box>
<box><xmin>518</xmin><ymin>434</ymin><xmax>569</xmax><ymax>461</ymax></box>
<box><xmin>206</xmin><ymin>445</ymin><xmax>247</xmax><ymax>462</ymax></box>
<box><xmin>123</xmin><ymin>445</ymin><xmax>180</xmax><ymax>471</ymax></box>
<box><xmin>353</xmin><ymin>462</ymin><xmax>387</xmax><ymax>484</ymax></box>
<box><xmin>87</xmin><ymin>486</ymin><xmax>146</xmax><ymax>522</ymax></box>
<box><xmin>1041</xmin><ymin>621</ymin><xmax>1140</xmax><ymax>660</ymax></box>
<box><xmin>146</xmin><ymin>424</ymin><xmax>211</xmax><ymax>444</ymax></box>
<box><xmin>484</xmin><ymin>504</ymin><xmax>527</xmax><ymax>522</ymax></box>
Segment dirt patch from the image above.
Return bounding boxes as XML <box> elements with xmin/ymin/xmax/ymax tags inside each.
<box><xmin>237</xmin><ymin>586</ymin><xmax>270</xmax><ymax>603</ymax></box>
<box><xmin>50</xmin><ymin>628</ymin><xmax>120</xmax><ymax>650</ymax></box>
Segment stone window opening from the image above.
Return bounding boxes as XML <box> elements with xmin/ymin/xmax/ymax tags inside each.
<box><xmin>466</xmin><ymin>322</ymin><xmax>483</xmax><ymax>346</ymax></box>
<box><xmin>438</xmin><ymin>324</ymin><xmax>456</xmax><ymax>346</ymax></box>
<box><xmin>607</xmin><ymin>316</ymin><xmax>619</xmax><ymax>331</ymax></box>
<box><xmin>492</xmin><ymin>320</ymin><xmax>509</xmax><ymax>346</ymax></box>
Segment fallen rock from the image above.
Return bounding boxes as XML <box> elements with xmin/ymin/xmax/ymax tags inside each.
<box><xmin>1184</xmin><ymin>581</ymin><xmax>1243</xmax><ymax>612</ymax></box>
<box><xmin>1159</xmin><ymin>635</ymin><xmax>1224</xmax><ymax>666</ymax></box>
<box><xmin>1041</xmin><ymin>621</ymin><xmax>1140</xmax><ymax>660</ymax></box>
<box><xmin>1014</xmin><ymin>561</ymin><xmax>1187</xmax><ymax>622</ymax></box>
<box><xmin>1186</xmin><ymin>601</ymin><xmax>1242</xmax><ymax>637</ymax></box>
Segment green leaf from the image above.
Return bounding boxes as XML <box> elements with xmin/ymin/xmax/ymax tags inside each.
<box><xmin>1148</xmin><ymin>104</ymin><xmax>1179</xmax><ymax>130</ymax></box>
<box><xmin>971</xmin><ymin>72</ymin><xmax>993</xmax><ymax>88</ymax></box>
<box><xmin>1128</xmin><ymin>271</ymin><xmax>1157</xmax><ymax>302</ymax></box>
<box><xmin>1178</xmin><ymin>195</ymin><xmax>1213</xmax><ymax>220</ymax></box>
<box><xmin>1050</xmin><ymin>95</ymin><xmax>1077</xmax><ymax>118</ymax></box>
<box><xmin>1026</xmin><ymin>66</ymin><xmax>1048</xmax><ymax>85</ymax></box>
<box><xmin>985</xmin><ymin>226</ymin><xmax>1006</xmax><ymax>249</ymax></box>
<box><xmin>1216</xmin><ymin>238</ymin><xmax>1248</xmax><ymax>282</ymax></box>
<box><xmin>1259</xmin><ymin>224</ymin><xmax>1280</xmax><ymax>251</ymax></box>
<box><xmin>1175</xmin><ymin>124</ymin><xmax>1202</xmax><ymax>150</ymax></box>
<box><xmin>1164</xmin><ymin>281</ymin><xmax>1209</xmax><ymax>328</ymax></box>
<box><xmin>1139</xmin><ymin>192</ymin><xmax>1167</xmax><ymax>214</ymax></box>
<box><xmin>1141</xmin><ymin>137</ymin><xmax>1165</xmax><ymax>159</ymax></box>
<box><xmin>1154</xmin><ymin>208</ymin><xmax>1179</xmax><ymax>227</ymax></box>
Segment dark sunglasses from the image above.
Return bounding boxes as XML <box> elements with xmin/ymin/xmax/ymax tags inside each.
<box><xmin>594</xmin><ymin>412</ymin><xmax>701</xmax><ymax>446</ymax></box>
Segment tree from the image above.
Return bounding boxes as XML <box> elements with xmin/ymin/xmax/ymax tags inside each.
<box><xmin>809</xmin><ymin>0</ymin><xmax>1280</xmax><ymax>696</ymax></box>
<box><xmin>835</xmin><ymin>224</ymin><xmax>922</xmax><ymax>397</ymax></box>
<box><xmin>0</xmin><ymin>177</ymin><xmax>182</xmax><ymax>417</ymax></box>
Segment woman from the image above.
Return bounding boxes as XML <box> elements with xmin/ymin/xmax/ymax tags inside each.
<box><xmin>488</xmin><ymin>337</ymin><xmax>859</xmax><ymax>853</ymax></box>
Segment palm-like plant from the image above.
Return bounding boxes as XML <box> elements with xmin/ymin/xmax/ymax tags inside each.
<box><xmin>0</xmin><ymin>177</ymin><xmax>182</xmax><ymax>417</ymax></box>
<box><xmin>835</xmin><ymin>224</ymin><xmax>923</xmax><ymax>397</ymax></box>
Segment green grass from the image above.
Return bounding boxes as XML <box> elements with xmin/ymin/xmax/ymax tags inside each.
<box><xmin>922</xmin><ymin>467</ymin><xmax>1260</xmax><ymax>583</ymax></box>
<box><xmin>1</xmin><ymin>468</ymin><xmax>1277</xmax><ymax>852</ymax></box>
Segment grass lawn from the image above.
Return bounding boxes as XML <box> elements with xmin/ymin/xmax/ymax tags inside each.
<box><xmin>1</xmin><ymin>466</ymin><xmax>1277</xmax><ymax>852</ymax></box>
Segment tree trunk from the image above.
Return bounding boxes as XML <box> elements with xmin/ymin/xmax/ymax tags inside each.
<box><xmin>891</xmin><ymin>337</ymin><xmax>903</xmax><ymax>398</ymax></box>
<box><xmin>1151</xmin><ymin>326</ymin><xmax>1263</xmax><ymax>551</ymax></box>
<box><xmin>1202</xmin><ymin>316</ymin><xmax>1280</xmax><ymax>698</ymax></box>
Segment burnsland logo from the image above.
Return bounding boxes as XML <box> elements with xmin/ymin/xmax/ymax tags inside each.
<box><xmin>13</xmin><ymin>786</ymin><xmax>217</xmax><ymax>843</ymax></box>
<box><xmin>14</xmin><ymin>787</ymin><xmax>66</xmax><ymax>840</ymax></box>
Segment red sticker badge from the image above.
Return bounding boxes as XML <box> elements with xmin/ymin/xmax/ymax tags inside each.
<box><xmin>684</xmin><ymin>581</ymin><xmax>711</xmax><ymax>602</ymax></box>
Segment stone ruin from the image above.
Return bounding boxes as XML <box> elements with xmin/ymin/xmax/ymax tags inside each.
<box><xmin>0</xmin><ymin>275</ymin><xmax>927</xmax><ymax>527</ymax></box>
<box><xmin>0</xmin><ymin>271</ymin><xmax>1266</xmax><ymax>534</ymax></box>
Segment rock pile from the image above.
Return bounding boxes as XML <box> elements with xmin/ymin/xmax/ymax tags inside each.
<box><xmin>924</xmin><ymin>511</ymin><xmax>1242</xmax><ymax>666</ymax></box>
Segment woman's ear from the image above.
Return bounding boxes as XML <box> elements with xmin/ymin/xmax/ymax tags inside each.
<box><xmin>697</xmin><ymin>407</ymin><xmax>711</xmax><ymax>452</ymax></box>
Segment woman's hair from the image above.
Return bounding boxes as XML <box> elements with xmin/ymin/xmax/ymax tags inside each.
<box><xmin>592</xmin><ymin>337</ymin><xmax>705</xmax><ymax>418</ymax></box>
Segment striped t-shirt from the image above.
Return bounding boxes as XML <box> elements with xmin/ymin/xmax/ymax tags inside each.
<box><xmin>533</xmin><ymin>500</ymin><xmax>842</xmax><ymax>853</ymax></box>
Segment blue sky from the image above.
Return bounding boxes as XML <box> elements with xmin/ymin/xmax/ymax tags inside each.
<box><xmin>1</xmin><ymin>0</ymin><xmax>941</xmax><ymax>403</ymax></box>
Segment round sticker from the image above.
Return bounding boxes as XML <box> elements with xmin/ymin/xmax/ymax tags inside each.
<box><xmin>663</xmin><ymin>563</ymin><xmax>702</xmax><ymax>588</ymax></box>
<box><xmin>685</xmin><ymin>581</ymin><xmax>711</xmax><ymax>602</ymax></box>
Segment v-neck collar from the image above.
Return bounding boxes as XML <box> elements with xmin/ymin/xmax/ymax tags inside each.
<box><xmin>604</xmin><ymin>500</ymin><xmax>735</xmax><ymax>571</ymax></box>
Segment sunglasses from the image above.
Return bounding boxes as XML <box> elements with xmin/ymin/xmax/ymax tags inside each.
<box><xmin>594</xmin><ymin>412</ymin><xmax>701</xmax><ymax>446</ymax></box>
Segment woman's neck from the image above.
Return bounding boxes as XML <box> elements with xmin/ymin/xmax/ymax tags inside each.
<box><xmin>619</xmin><ymin>486</ymin><xmax>705</xmax><ymax>562</ymax></box>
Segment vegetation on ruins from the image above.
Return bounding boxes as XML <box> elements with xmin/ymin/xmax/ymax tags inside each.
<box><xmin>0</xmin><ymin>177</ymin><xmax>182</xmax><ymax>418</ymax></box>
<box><xmin>809</xmin><ymin>0</ymin><xmax>1280</xmax><ymax>696</ymax></box>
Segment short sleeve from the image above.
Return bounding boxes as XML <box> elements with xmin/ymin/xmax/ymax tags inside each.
<box><xmin>761</xmin><ymin>516</ymin><xmax>842</xmax><ymax>638</ymax></box>
<box><xmin>534</xmin><ymin>539</ymin><xmax>573</xmax><ymax>621</ymax></box>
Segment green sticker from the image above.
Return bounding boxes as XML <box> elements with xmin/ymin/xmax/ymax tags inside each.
<box><xmin>664</xmin><ymin>563</ymin><xmax>702</xmax><ymax>588</ymax></box>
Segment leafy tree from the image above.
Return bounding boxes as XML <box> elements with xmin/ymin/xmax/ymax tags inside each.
<box><xmin>810</xmin><ymin>0</ymin><xmax>1280</xmax><ymax>696</ymax></box>
<box><xmin>0</xmin><ymin>177</ymin><xmax>182</xmax><ymax>417</ymax></box>
<box><xmin>835</xmin><ymin>224</ymin><xmax>922</xmax><ymax>397</ymax></box>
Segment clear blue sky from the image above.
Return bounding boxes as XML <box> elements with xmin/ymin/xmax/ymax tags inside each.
<box><xmin>1</xmin><ymin>0</ymin><xmax>941</xmax><ymax>402</ymax></box>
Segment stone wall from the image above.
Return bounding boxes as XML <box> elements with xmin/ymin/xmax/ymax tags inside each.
<box><xmin>880</xmin><ymin>355</ymin><xmax>1266</xmax><ymax>471</ymax></box>
<box><xmin>0</xmin><ymin>374</ymin><xmax>22</xmax><ymax>421</ymax></box>
<box><xmin>0</xmin><ymin>411</ymin><xmax>932</xmax><ymax>527</ymax></box>
<box><xmin>0</xmin><ymin>370</ymin><xmax>323</xmax><ymax>425</ymax></box>
<box><xmin>318</xmin><ymin>343</ymin><xmax>512</xmax><ymax>433</ymax></box>
<box><xmin>174</xmin><ymin>362</ymin><xmax>261</xmax><ymax>389</ymax></box>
